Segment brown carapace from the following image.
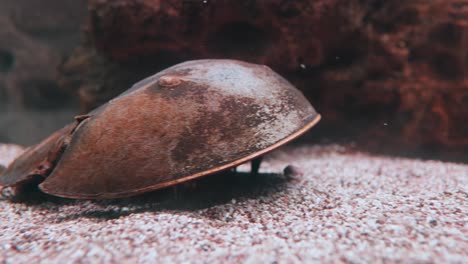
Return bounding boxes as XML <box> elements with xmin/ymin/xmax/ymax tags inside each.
<box><xmin>0</xmin><ymin>59</ymin><xmax>320</xmax><ymax>199</ymax></box>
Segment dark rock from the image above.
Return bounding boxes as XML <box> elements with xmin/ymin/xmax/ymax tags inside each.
<box><xmin>283</xmin><ymin>165</ymin><xmax>303</xmax><ymax>179</ymax></box>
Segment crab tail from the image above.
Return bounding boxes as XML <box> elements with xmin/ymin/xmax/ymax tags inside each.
<box><xmin>0</xmin><ymin>115</ymin><xmax>90</xmax><ymax>200</ymax></box>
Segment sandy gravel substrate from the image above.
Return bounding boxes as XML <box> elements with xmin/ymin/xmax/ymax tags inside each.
<box><xmin>0</xmin><ymin>143</ymin><xmax>466</xmax><ymax>263</ymax></box>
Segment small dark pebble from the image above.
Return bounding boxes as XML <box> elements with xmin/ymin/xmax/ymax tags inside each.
<box><xmin>283</xmin><ymin>165</ymin><xmax>303</xmax><ymax>179</ymax></box>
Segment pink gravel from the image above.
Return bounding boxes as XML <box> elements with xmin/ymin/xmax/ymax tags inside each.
<box><xmin>0</xmin><ymin>143</ymin><xmax>466</xmax><ymax>263</ymax></box>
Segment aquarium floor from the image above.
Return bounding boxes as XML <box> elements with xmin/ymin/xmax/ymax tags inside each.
<box><xmin>0</xmin><ymin>143</ymin><xmax>466</xmax><ymax>263</ymax></box>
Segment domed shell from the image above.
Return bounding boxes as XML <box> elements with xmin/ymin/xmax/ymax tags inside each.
<box><xmin>0</xmin><ymin>59</ymin><xmax>320</xmax><ymax>199</ymax></box>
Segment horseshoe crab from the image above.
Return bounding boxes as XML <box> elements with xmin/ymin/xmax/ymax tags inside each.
<box><xmin>0</xmin><ymin>59</ymin><xmax>320</xmax><ymax>199</ymax></box>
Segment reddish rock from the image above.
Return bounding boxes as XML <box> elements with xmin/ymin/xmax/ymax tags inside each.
<box><xmin>60</xmin><ymin>0</ymin><xmax>468</xmax><ymax>159</ymax></box>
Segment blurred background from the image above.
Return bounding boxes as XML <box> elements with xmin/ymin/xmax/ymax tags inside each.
<box><xmin>0</xmin><ymin>0</ymin><xmax>85</xmax><ymax>144</ymax></box>
<box><xmin>0</xmin><ymin>0</ymin><xmax>467</xmax><ymax>161</ymax></box>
